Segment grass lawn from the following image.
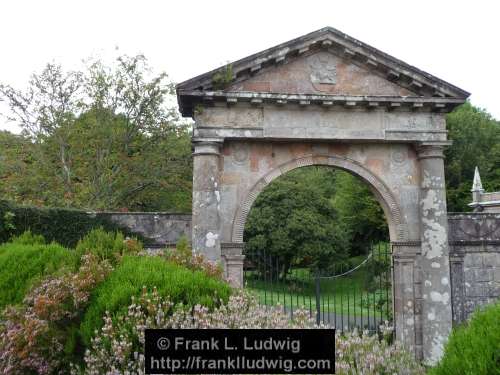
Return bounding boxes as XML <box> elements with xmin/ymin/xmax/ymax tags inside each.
<box><xmin>245</xmin><ymin>254</ymin><xmax>392</xmax><ymax>319</ymax></box>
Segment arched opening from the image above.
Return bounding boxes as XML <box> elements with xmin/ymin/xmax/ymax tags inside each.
<box><xmin>238</xmin><ymin>157</ymin><xmax>401</xmax><ymax>331</ymax></box>
<box><xmin>231</xmin><ymin>155</ymin><xmax>407</xmax><ymax>244</ymax></box>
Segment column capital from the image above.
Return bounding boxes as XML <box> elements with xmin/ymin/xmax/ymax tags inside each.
<box><xmin>192</xmin><ymin>137</ymin><xmax>224</xmax><ymax>156</ymax></box>
<box><xmin>221</xmin><ymin>242</ymin><xmax>245</xmax><ymax>256</ymax></box>
<box><xmin>221</xmin><ymin>242</ymin><xmax>245</xmax><ymax>288</ymax></box>
<box><xmin>392</xmin><ymin>241</ymin><xmax>422</xmax><ymax>260</ymax></box>
<box><xmin>415</xmin><ymin>142</ymin><xmax>451</xmax><ymax>160</ymax></box>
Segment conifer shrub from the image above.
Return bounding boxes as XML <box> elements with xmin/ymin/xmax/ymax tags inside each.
<box><xmin>75</xmin><ymin>227</ymin><xmax>142</xmax><ymax>265</ymax></box>
<box><xmin>430</xmin><ymin>301</ymin><xmax>500</xmax><ymax>375</ymax></box>
<box><xmin>0</xmin><ymin>238</ymin><xmax>78</xmax><ymax>310</ymax></box>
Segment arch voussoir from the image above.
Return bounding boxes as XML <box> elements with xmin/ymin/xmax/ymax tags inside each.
<box><xmin>231</xmin><ymin>154</ymin><xmax>409</xmax><ymax>243</ymax></box>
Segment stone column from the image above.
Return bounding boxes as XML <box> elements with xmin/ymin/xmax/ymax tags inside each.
<box><xmin>221</xmin><ymin>242</ymin><xmax>245</xmax><ymax>287</ymax></box>
<box><xmin>416</xmin><ymin>143</ymin><xmax>453</xmax><ymax>365</ymax></box>
<box><xmin>192</xmin><ymin>138</ymin><xmax>223</xmax><ymax>262</ymax></box>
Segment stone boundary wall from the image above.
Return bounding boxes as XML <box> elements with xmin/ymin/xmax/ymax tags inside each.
<box><xmin>96</xmin><ymin>212</ymin><xmax>191</xmax><ymax>248</ymax></box>
<box><xmin>447</xmin><ymin>213</ymin><xmax>500</xmax><ymax>324</ymax></box>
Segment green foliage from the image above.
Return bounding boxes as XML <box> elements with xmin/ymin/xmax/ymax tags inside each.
<box><xmin>0</xmin><ymin>55</ymin><xmax>193</xmax><ymax>212</ymax></box>
<box><xmin>164</xmin><ymin>235</ymin><xmax>224</xmax><ymax>279</ymax></box>
<box><xmin>75</xmin><ymin>227</ymin><xmax>142</xmax><ymax>265</ymax></box>
<box><xmin>0</xmin><ymin>252</ymin><xmax>113</xmax><ymax>374</ymax></box>
<box><xmin>80</xmin><ymin>256</ymin><xmax>231</xmax><ymax>345</ymax></box>
<box><xmin>245</xmin><ymin>167</ymin><xmax>350</xmax><ymax>274</ymax></box>
<box><xmin>10</xmin><ymin>229</ymin><xmax>45</xmax><ymax>245</ymax></box>
<box><xmin>0</xmin><ymin>201</ymin><xmax>16</xmax><ymax>242</ymax></box>
<box><xmin>430</xmin><ymin>301</ymin><xmax>500</xmax><ymax>375</ymax></box>
<box><xmin>244</xmin><ymin>167</ymin><xmax>388</xmax><ymax>272</ymax></box>
<box><xmin>331</xmin><ymin>172</ymin><xmax>388</xmax><ymax>255</ymax></box>
<box><xmin>211</xmin><ymin>64</ymin><xmax>233</xmax><ymax>90</ymax></box>
<box><xmin>0</xmin><ymin>200</ymin><xmax>146</xmax><ymax>247</ymax></box>
<box><xmin>0</xmin><ymin>240</ymin><xmax>78</xmax><ymax>310</ymax></box>
<box><xmin>445</xmin><ymin>102</ymin><xmax>500</xmax><ymax>211</ymax></box>
<box><xmin>0</xmin><ymin>130</ymin><xmax>31</xmax><ymax>203</ymax></box>
<box><xmin>175</xmin><ymin>234</ymin><xmax>191</xmax><ymax>256</ymax></box>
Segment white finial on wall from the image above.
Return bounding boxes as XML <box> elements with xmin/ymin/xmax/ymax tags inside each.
<box><xmin>471</xmin><ymin>166</ymin><xmax>484</xmax><ymax>192</ymax></box>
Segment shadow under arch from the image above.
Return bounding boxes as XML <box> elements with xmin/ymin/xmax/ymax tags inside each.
<box><xmin>231</xmin><ymin>154</ymin><xmax>409</xmax><ymax>243</ymax></box>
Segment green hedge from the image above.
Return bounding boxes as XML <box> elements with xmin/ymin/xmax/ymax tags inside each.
<box><xmin>80</xmin><ymin>256</ymin><xmax>232</xmax><ymax>345</ymax></box>
<box><xmin>0</xmin><ymin>240</ymin><xmax>78</xmax><ymax>310</ymax></box>
<box><xmin>0</xmin><ymin>200</ymin><xmax>146</xmax><ymax>248</ymax></box>
<box><xmin>430</xmin><ymin>301</ymin><xmax>500</xmax><ymax>375</ymax></box>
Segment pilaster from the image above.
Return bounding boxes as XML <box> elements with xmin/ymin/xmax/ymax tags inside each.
<box><xmin>192</xmin><ymin>138</ymin><xmax>223</xmax><ymax>262</ymax></box>
<box><xmin>416</xmin><ymin>143</ymin><xmax>453</xmax><ymax>365</ymax></box>
<box><xmin>392</xmin><ymin>241</ymin><xmax>422</xmax><ymax>360</ymax></box>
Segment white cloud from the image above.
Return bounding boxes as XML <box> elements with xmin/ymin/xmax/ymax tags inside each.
<box><xmin>1</xmin><ymin>0</ymin><xmax>499</xmax><ymax>134</ymax></box>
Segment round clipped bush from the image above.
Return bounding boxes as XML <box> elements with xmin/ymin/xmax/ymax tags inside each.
<box><xmin>80</xmin><ymin>255</ymin><xmax>232</xmax><ymax>345</ymax></box>
<box><xmin>0</xmin><ymin>240</ymin><xmax>78</xmax><ymax>310</ymax></box>
<box><xmin>430</xmin><ymin>301</ymin><xmax>500</xmax><ymax>375</ymax></box>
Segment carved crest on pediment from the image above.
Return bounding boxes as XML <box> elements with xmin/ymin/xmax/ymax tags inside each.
<box><xmin>309</xmin><ymin>54</ymin><xmax>337</xmax><ymax>85</ymax></box>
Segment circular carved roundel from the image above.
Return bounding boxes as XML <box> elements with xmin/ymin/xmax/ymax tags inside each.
<box><xmin>232</xmin><ymin>144</ymin><xmax>249</xmax><ymax>164</ymax></box>
<box><xmin>391</xmin><ymin>148</ymin><xmax>406</xmax><ymax>165</ymax></box>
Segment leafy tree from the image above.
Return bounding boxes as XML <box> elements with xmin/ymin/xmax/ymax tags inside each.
<box><xmin>331</xmin><ymin>172</ymin><xmax>388</xmax><ymax>255</ymax></box>
<box><xmin>0</xmin><ymin>64</ymin><xmax>82</xmax><ymax>197</ymax></box>
<box><xmin>244</xmin><ymin>167</ymin><xmax>349</xmax><ymax>276</ymax></box>
<box><xmin>0</xmin><ymin>55</ymin><xmax>192</xmax><ymax>211</ymax></box>
<box><xmin>0</xmin><ymin>131</ymin><xmax>35</xmax><ymax>202</ymax></box>
<box><xmin>445</xmin><ymin>102</ymin><xmax>500</xmax><ymax>212</ymax></box>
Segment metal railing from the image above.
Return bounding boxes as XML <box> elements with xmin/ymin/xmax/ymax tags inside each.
<box><xmin>244</xmin><ymin>243</ymin><xmax>392</xmax><ymax>333</ymax></box>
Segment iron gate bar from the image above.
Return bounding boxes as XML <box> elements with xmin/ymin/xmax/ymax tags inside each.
<box><xmin>340</xmin><ymin>264</ymin><xmax>344</xmax><ymax>331</ymax></box>
<box><xmin>263</xmin><ymin>248</ymin><xmax>267</xmax><ymax>305</ymax></box>
<box><xmin>379</xmin><ymin>244</ymin><xmax>383</xmax><ymax>325</ymax></box>
<box><xmin>315</xmin><ymin>275</ymin><xmax>321</xmax><ymax>326</ymax></box>
<box><xmin>385</xmin><ymin>244</ymin><xmax>390</xmax><ymax>321</ymax></box>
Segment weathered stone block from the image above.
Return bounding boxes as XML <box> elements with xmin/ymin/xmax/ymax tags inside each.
<box><xmin>489</xmin><ymin>282</ymin><xmax>500</xmax><ymax>296</ymax></box>
<box><xmin>464</xmin><ymin>254</ymin><xmax>483</xmax><ymax>268</ymax></box>
<box><xmin>494</xmin><ymin>269</ymin><xmax>500</xmax><ymax>282</ymax></box>
<box><xmin>482</xmin><ymin>253</ymin><xmax>498</xmax><ymax>268</ymax></box>
<box><xmin>474</xmin><ymin>268</ymin><xmax>493</xmax><ymax>282</ymax></box>
<box><xmin>464</xmin><ymin>268</ymin><xmax>475</xmax><ymax>282</ymax></box>
<box><xmin>465</xmin><ymin>284</ymin><xmax>489</xmax><ymax>297</ymax></box>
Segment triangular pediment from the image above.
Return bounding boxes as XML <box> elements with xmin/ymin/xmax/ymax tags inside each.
<box><xmin>227</xmin><ymin>50</ymin><xmax>418</xmax><ymax>97</ymax></box>
<box><xmin>177</xmin><ymin>27</ymin><xmax>469</xmax><ymax>116</ymax></box>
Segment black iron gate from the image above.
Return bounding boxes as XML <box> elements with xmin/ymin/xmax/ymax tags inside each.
<box><xmin>243</xmin><ymin>243</ymin><xmax>392</xmax><ymax>333</ymax></box>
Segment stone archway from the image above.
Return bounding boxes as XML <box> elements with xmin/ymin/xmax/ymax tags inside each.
<box><xmin>231</xmin><ymin>154</ymin><xmax>407</xmax><ymax>244</ymax></box>
<box><xmin>176</xmin><ymin>27</ymin><xmax>469</xmax><ymax>364</ymax></box>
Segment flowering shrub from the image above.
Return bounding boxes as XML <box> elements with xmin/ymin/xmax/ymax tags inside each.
<box><xmin>163</xmin><ymin>235</ymin><xmax>223</xmax><ymax>280</ymax></box>
<box><xmin>0</xmin><ymin>253</ymin><xmax>113</xmax><ymax>375</ymax></box>
<box><xmin>337</xmin><ymin>327</ymin><xmax>425</xmax><ymax>375</ymax></box>
<box><xmin>79</xmin><ymin>289</ymin><xmax>424</xmax><ymax>375</ymax></box>
<box><xmin>79</xmin><ymin>255</ymin><xmax>231</xmax><ymax>347</ymax></box>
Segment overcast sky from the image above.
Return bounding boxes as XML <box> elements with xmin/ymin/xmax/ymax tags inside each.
<box><xmin>1</xmin><ymin>0</ymin><xmax>499</xmax><ymax>133</ymax></box>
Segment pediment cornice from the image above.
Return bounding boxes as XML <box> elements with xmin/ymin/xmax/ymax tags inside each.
<box><xmin>177</xmin><ymin>27</ymin><xmax>469</xmax><ymax>117</ymax></box>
